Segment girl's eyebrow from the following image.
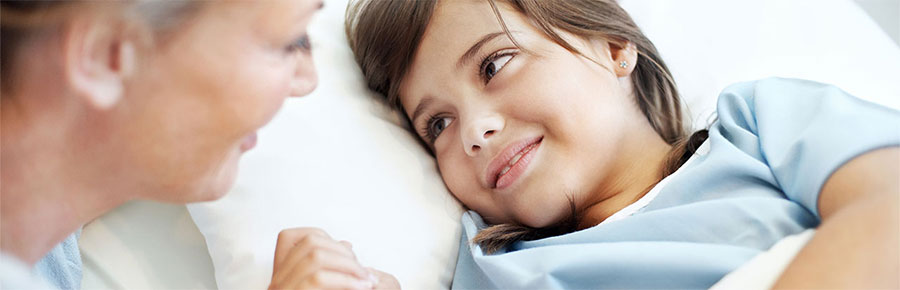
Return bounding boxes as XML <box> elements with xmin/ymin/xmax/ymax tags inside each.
<box><xmin>457</xmin><ymin>32</ymin><xmax>504</xmax><ymax>69</ymax></box>
<box><xmin>411</xmin><ymin>96</ymin><xmax>435</xmax><ymax>125</ymax></box>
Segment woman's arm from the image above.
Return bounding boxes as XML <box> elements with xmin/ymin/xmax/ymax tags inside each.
<box><xmin>773</xmin><ymin>147</ymin><xmax>899</xmax><ymax>288</ymax></box>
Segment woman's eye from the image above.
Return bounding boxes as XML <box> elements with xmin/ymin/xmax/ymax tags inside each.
<box><xmin>286</xmin><ymin>35</ymin><xmax>311</xmax><ymax>53</ymax></box>
<box><xmin>481</xmin><ymin>53</ymin><xmax>514</xmax><ymax>82</ymax></box>
<box><xmin>427</xmin><ymin>116</ymin><xmax>453</xmax><ymax>139</ymax></box>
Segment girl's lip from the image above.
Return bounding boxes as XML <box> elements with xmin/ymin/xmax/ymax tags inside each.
<box><xmin>485</xmin><ymin>136</ymin><xmax>543</xmax><ymax>189</ymax></box>
<box><xmin>239</xmin><ymin>132</ymin><xmax>258</xmax><ymax>152</ymax></box>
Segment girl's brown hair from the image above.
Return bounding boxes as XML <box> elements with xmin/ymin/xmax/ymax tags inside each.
<box><xmin>347</xmin><ymin>0</ymin><xmax>708</xmax><ymax>254</ymax></box>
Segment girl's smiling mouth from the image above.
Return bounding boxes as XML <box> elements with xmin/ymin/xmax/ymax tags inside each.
<box><xmin>486</xmin><ymin>136</ymin><xmax>543</xmax><ymax>190</ymax></box>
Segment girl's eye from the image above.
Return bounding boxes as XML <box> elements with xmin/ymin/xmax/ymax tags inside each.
<box><xmin>286</xmin><ymin>35</ymin><xmax>311</xmax><ymax>53</ymax></box>
<box><xmin>426</xmin><ymin>116</ymin><xmax>454</xmax><ymax>141</ymax></box>
<box><xmin>480</xmin><ymin>52</ymin><xmax>515</xmax><ymax>83</ymax></box>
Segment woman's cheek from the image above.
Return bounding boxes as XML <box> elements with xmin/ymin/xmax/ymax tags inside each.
<box><xmin>244</xmin><ymin>67</ymin><xmax>292</xmax><ymax>126</ymax></box>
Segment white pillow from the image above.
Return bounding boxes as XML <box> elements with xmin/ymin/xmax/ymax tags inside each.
<box><xmin>187</xmin><ymin>0</ymin><xmax>899</xmax><ymax>289</ymax></box>
<box><xmin>620</xmin><ymin>0</ymin><xmax>900</xmax><ymax>128</ymax></box>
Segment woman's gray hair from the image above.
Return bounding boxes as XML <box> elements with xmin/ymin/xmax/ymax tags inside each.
<box><xmin>1</xmin><ymin>0</ymin><xmax>202</xmax><ymax>93</ymax></box>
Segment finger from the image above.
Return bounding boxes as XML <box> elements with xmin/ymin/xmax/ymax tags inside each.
<box><xmin>284</xmin><ymin>234</ymin><xmax>356</xmax><ymax>262</ymax></box>
<box><xmin>278</xmin><ymin>242</ymin><xmax>370</xmax><ymax>281</ymax></box>
<box><xmin>272</xmin><ymin>269</ymin><xmax>371</xmax><ymax>290</ymax></box>
<box><xmin>370</xmin><ymin>268</ymin><xmax>401</xmax><ymax>290</ymax></box>
<box><xmin>276</xmin><ymin>234</ymin><xmax>343</xmax><ymax>280</ymax></box>
<box><xmin>273</xmin><ymin>227</ymin><xmax>330</xmax><ymax>268</ymax></box>
<box><xmin>304</xmin><ymin>271</ymin><xmax>375</xmax><ymax>290</ymax></box>
<box><xmin>365</xmin><ymin>267</ymin><xmax>379</xmax><ymax>285</ymax></box>
<box><xmin>282</xmin><ymin>234</ymin><xmax>358</xmax><ymax>268</ymax></box>
<box><xmin>339</xmin><ymin>240</ymin><xmax>353</xmax><ymax>250</ymax></box>
<box><xmin>275</xmin><ymin>255</ymin><xmax>371</xmax><ymax>288</ymax></box>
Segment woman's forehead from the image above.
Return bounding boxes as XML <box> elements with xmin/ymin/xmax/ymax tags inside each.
<box><xmin>192</xmin><ymin>0</ymin><xmax>320</xmax><ymax>33</ymax></box>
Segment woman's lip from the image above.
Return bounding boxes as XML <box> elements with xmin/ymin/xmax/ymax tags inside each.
<box><xmin>239</xmin><ymin>132</ymin><xmax>258</xmax><ymax>152</ymax></box>
<box><xmin>485</xmin><ymin>136</ymin><xmax>543</xmax><ymax>189</ymax></box>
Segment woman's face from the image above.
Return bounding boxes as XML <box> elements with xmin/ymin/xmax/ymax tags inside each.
<box><xmin>122</xmin><ymin>0</ymin><xmax>320</xmax><ymax>202</ymax></box>
<box><xmin>400</xmin><ymin>0</ymin><xmax>650</xmax><ymax>227</ymax></box>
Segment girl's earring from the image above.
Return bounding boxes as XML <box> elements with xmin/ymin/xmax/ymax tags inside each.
<box><xmin>619</xmin><ymin>61</ymin><xmax>628</xmax><ymax>69</ymax></box>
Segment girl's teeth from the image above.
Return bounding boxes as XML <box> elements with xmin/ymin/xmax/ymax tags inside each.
<box><xmin>509</xmin><ymin>153</ymin><xmax>522</xmax><ymax>165</ymax></box>
<box><xmin>501</xmin><ymin>143</ymin><xmax>538</xmax><ymax>178</ymax></box>
<box><xmin>508</xmin><ymin>143</ymin><xmax>536</xmax><ymax>166</ymax></box>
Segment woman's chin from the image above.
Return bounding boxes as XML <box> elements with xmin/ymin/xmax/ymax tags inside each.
<box><xmin>202</xmin><ymin>157</ymin><xmax>241</xmax><ymax>201</ymax></box>
<box><xmin>151</xmin><ymin>143</ymin><xmax>247</xmax><ymax>203</ymax></box>
<box><xmin>179</xmin><ymin>176</ymin><xmax>235</xmax><ymax>203</ymax></box>
<box><xmin>196</xmin><ymin>186</ymin><xmax>232</xmax><ymax>202</ymax></box>
<box><xmin>174</xmin><ymin>153</ymin><xmax>241</xmax><ymax>203</ymax></box>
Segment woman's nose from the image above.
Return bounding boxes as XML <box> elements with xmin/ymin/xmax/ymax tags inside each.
<box><xmin>462</xmin><ymin>114</ymin><xmax>505</xmax><ymax>157</ymax></box>
<box><xmin>290</xmin><ymin>53</ymin><xmax>318</xmax><ymax>98</ymax></box>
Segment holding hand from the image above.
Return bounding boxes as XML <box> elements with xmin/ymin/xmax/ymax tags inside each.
<box><xmin>269</xmin><ymin>227</ymin><xmax>400</xmax><ymax>290</ymax></box>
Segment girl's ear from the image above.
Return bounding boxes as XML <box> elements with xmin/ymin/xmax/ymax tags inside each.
<box><xmin>62</xmin><ymin>14</ymin><xmax>137</xmax><ymax>110</ymax></box>
<box><xmin>609</xmin><ymin>41</ymin><xmax>637</xmax><ymax>77</ymax></box>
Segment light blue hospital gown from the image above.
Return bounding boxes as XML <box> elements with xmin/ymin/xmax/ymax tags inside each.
<box><xmin>33</xmin><ymin>230</ymin><xmax>82</xmax><ymax>290</ymax></box>
<box><xmin>451</xmin><ymin>78</ymin><xmax>900</xmax><ymax>289</ymax></box>
<box><xmin>0</xmin><ymin>230</ymin><xmax>81</xmax><ymax>290</ymax></box>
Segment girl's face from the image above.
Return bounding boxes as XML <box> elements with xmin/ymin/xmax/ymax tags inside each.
<box><xmin>400</xmin><ymin>0</ymin><xmax>652</xmax><ymax>228</ymax></box>
<box><xmin>122</xmin><ymin>0</ymin><xmax>320</xmax><ymax>202</ymax></box>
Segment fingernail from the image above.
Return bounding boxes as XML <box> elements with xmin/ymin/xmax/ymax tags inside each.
<box><xmin>367</xmin><ymin>269</ymin><xmax>380</xmax><ymax>285</ymax></box>
<box><xmin>359</xmin><ymin>279</ymin><xmax>375</xmax><ymax>290</ymax></box>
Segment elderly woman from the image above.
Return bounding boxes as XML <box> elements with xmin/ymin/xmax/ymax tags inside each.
<box><xmin>1</xmin><ymin>1</ymin><xmax>391</xmax><ymax>289</ymax></box>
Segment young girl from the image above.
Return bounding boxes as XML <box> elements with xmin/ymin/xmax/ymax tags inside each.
<box><xmin>346</xmin><ymin>0</ymin><xmax>899</xmax><ymax>288</ymax></box>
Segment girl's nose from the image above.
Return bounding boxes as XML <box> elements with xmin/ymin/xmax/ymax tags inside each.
<box><xmin>462</xmin><ymin>114</ymin><xmax>505</xmax><ymax>157</ymax></box>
